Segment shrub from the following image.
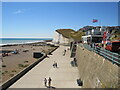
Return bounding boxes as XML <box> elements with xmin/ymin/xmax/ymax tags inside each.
<box><xmin>2</xmin><ymin>72</ymin><xmax>4</xmax><ymax>75</ymax></box>
<box><xmin>24</xmin><ymin>61</ymin><xmax>29</xmax><ymax>63</ymax></box>
<box><xmin>12</xmin><ymin>70</ymin><xmax>16</xmax><ymax>73</ymax></box>
<box><xmin>23</xmin><ymin>64</ymin><xmax>29</xmax><ymax>67</ymax></box>
<box><xmin>9</xmin><ymin>74</ymin><xmax>14</xmax><ymax>77</ymax></box>
<box><xmin>18</xmin><ymin>64</ymin><xmax>24</xmax><ymax>67</ymax></box>
<box><xmin>4</xmin><ymin>71</ymin><xmax>8</xmax><ymax>73</ymax></box>
<box><xmin>18</xmin><ymin>64</ymin><xmax>29</xmax><ymax>68</ymax></box>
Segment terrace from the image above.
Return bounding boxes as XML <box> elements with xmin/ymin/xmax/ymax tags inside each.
<box><xmin>79</xmin><ymin>43</ymin><xmax>120</xmax><ymax>66</ymax></box>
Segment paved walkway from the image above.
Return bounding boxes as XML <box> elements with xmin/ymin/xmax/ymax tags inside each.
<box><xmin>9</xmin><ymin>46</ymin><xmax>80</xmax><ymax>88</ymax></box>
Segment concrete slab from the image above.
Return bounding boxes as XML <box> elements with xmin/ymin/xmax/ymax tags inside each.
<box><xmin>9</xmin><ymin>46</ymin><xmax>80</xmax><ymax>88</ymax></box>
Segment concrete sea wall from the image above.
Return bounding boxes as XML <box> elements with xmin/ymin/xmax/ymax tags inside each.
<box><xmin>76</xmin><ymin>45</ymin><xmax>119</xmax><ymax>88</ymax></box>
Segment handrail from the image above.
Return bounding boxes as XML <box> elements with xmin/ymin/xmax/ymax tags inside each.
<box><xmin>79</xmin><ymin>43</ymin><xmax>120</xmax><ymax>65</ymax></box>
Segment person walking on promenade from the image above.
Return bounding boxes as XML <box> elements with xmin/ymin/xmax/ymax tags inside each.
<box><xmin>48</xmin><ymin>77</ymin><xmax>52</xmax><ymax>88</ymax></box>
<box><xmin>55</xmin><ymin>62</ymin><xmax>58</xmax><ymax>68</ymax></box>
<box><xmin>53</xmin><ymin>61</ymin><xmax>55</xmax><ymax>68</ymax></box>
<box><xmin>53</xmin><ymin>61</ymin><xmax>58</xmax><ymax>68</ymax></box>
<box><xmin>44</xmin><ymin>78</ymin><xmax>47</xmax><ymax>87</ymax></box>
<box><xmin>63</xmin><ymin>49</ymin><xmax>66</xmax><ymax>56</ymax></box>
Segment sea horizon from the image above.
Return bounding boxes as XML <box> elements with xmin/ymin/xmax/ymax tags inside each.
<box><xmin>0</xmin><ymin>38</ymin><xmax>53</xmax><ymax>46</ymax></box>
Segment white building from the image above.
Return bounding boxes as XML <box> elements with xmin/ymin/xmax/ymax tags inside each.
<box><xmin>82</xmin><ymin>35</ymin><xmax>103</xmax><ymax>43</ymax></box>
<box><xmin>82</xmin><ymin>26</ymin><xmax>103</xmax><ymax>43</ymax></box>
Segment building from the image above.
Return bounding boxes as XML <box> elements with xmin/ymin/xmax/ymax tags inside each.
<box><xmin>81</xmin><ymin>26</ymin><xmax>104</xmax><ymax>43</ymax></box>
<box><xmin>82</xmin><ymin>35</ymin><xmax>103</xmax><ymax>43</ymax></box>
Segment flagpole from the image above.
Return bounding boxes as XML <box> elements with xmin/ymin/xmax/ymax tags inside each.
<box><xmin>99</xmin><ymin>19</ymin><xmax>101</xmax><ymax>26</ymax></box>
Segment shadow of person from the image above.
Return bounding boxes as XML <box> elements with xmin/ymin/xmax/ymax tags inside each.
<box><xmin>46</xmin><ymin>86</ymin><xmax>56</xmax><ymax>89</ymax></box>
<box><xmin>56</xmin><ymin>66</ymin><xmax>59</xmax><ymax>69</ymax></box>
<box><xmin>48</xmin><ymin>53</ymin><xmax>53</xmax><ymax>55</ymax></box>
<box><xmin>46</xmin><ymin>56</ymin><xmax>50</xmax><ymax>58</ymax></box>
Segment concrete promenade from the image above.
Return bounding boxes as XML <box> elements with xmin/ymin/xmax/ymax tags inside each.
<box><xmin>9</xmin><ymin>46</ymin><xmax>80</xmax><ymax>88</ymax></box>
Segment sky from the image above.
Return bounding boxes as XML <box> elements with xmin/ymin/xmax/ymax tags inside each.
<box><xmin>2</xmin><ymin>2</ymin><xmax>118</xmax><ymax>38</ymax></box>
<box><xmin>2</xmin><ymin>0</ymin><xmax>120</xmax><ymax>2</ymax></box>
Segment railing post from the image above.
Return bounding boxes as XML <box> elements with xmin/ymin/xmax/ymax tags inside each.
<box><xmin>80</xmin><ymin>43</ymin><xmax>119</xmax><ymax>65</ymax></box>
<box><xmin>112</xmin><ymin>53</ymin><xmax>115</xmax><ymax>64</ymax></box>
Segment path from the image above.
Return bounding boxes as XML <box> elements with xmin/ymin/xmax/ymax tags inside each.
<box><xmin>9</xmin><ymin>45</ymin><xmax>80</xmax><ymax>88</ymax></box>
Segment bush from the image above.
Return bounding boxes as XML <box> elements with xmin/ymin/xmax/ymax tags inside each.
<box><xmin>2</xmin><ymin>72</ymin><xmax>4</xmax><ymax>75</ymax></box>
<box><xmin>18</xmin><ymin>64</ymin><xmax>24</xmax><ymax>68</ymax></box>
<box><xmin>18</xmin><ymin>64</ymin><xmax>29</xmax><ymax>68</ymax></box>
<box><xmin>12</xmin><ymin>70</ymin><xmax>16</xmax><ymax>73</ymax></box>
<box><xmin>24</xmin><ymin>61</ymin><xmax>29</xmax><ymax>63</ymax></box>
<box><xmin>4</xmin><ymin>71</ymin><xmax>8</xmax><ymax>73</ymax></box>
<box><xmin>23</xmin><ymin>64</ymin><xmax>29</xmax><ymax>67</ymax></box>
<box><xmin>9</xmin><ymin>74</ymin><xmax>14</xmax><ymax>77</ymax></box>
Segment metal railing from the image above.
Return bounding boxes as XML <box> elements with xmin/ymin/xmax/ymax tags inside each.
<box><xmin>79</xmin><ymin>43</ymin><xmax>120</xmax><ymax>65</ymax></box>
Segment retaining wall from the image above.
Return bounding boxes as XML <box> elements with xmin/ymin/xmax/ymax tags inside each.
<box><xmin>76</xmin><ymin>45</ymin><xmax>119</xmax><ymax>88</ymax></box>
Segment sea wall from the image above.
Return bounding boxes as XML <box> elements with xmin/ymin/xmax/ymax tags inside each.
<box><xmin>76</xmin><ymin>45</ymin><xmax>119</xmax><ymax>88</ymax></box>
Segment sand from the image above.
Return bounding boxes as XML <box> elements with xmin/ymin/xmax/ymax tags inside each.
<box><xmin>0</xmin><ymin>43</ymin><xmax>56</xmax><ymax>83</ymax></box>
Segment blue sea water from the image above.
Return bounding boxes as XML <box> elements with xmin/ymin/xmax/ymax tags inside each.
<box><xmin>0</xmin><ymin>38</ymin><xmax>53</xmax><ymax>46</ymax></box>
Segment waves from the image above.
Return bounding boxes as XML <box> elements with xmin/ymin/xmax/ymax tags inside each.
<box><xmin>0</xmin><ymin>38</ymin><xmax>53</xmax><ymax>46</ymax></box>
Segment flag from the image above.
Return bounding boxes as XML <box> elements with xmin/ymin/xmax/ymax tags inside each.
<box><xmin>92</xmin><ymin>19</ymin><xmax>98</xmax><ymax>23</ymax></box>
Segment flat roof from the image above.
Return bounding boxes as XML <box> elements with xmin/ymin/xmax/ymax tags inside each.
<box><xmin>82</xmin><ymin>35</ymin><xmax>103</xmax><ymax>38</ymax></box>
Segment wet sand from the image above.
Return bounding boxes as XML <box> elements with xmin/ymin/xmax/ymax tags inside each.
<box><xmin>0</xmin><ymin>43</ymin><xmax>56</xmax><ymax>83</ymax></box>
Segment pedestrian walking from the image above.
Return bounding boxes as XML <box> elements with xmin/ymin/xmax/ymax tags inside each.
<box><xmin>53</xmin><ymin>61</ymin><xmax>55</xmax><ymax>68</ymax></box>
<box><xmin>64</xmin><ymin>49</ymin><xmax>66</xmax><ymax>53</ymax></box>
<box><xmin>63</xmin><ymin>49</ymin><xmax>66</xmax><ymax>56</ymax></box>
<box><xmin>48</xmin><ymin>77</ymin><xmax>52</xmax><ymax>88</ymax></box>
<box><xmin>55</xmin><ymin>62</ymin><xmax>57</xmax><ymax>68</ymax></box>
<box><xmin>53</xmin><ymin>63</ymin><xmax>55</xmax><ymax>68</ymax></box>
<box><xmin>44</xmin><ymin>78</ymin><xmax>47</xmax><ymax>87</ymax></box>
<box><xmin>53</xmin><ymin>61</ymin><xmax>58</xmax><ymax>68</ymax></box>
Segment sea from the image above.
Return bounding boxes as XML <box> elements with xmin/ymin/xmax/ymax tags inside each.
<box><xmin>0</xmin><ymin>38</ymin><xmax>53</xmax><ymax>46</ymax></box>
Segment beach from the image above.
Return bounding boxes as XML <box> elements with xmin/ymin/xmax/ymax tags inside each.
<box><xmin>1</xmin><ymin>42</ymin><xmax>56</xmax><ymax>83</ymax></box>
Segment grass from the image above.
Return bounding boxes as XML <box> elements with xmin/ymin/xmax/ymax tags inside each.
<box><xmin>4</xmin><ymin>71</ymin><xmax>8</xmax><ymax>73</ymax></box>
<box><xmin>0</xmin><ymin>71</ymin><xmax>9</xmax><ymax>76</ymax></box>
<box><xmin>9</xmin><ymin>73</ymin><xmax>14</xmax><ymax>77</ymax></box>
<box><xmin>11</xmin><ymin>70</ymin><xmax>16</xmax><ymax>73</ymax></box>
<box><xmin>56</xmin><ymin>29</ymin><xmax>75</xmax><ymax>38</ymax></box>
<box><xmin>18</xmin><ymin>64</ymin><xmax>24</xmax><ymax>68</ymax></box>
<box><xmin>18</xmin><ymin>64</ymin><xmax>29</xmax><ymax>68</ymax></box>
<box><xmin>24</xmin><ymin>61</ymin><xmax>29</xmax><ymax>63</ymax></box>
<box><xmin>24</xmin><ymin>64</ymin><xmax>29</xmax><ymax>67</ymax></box>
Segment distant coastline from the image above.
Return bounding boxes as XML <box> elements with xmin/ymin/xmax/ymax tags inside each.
<box><xmin>0</xmin><ymin>38</ymin><xmax>53</xmax><ymax>46</ymax></box>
